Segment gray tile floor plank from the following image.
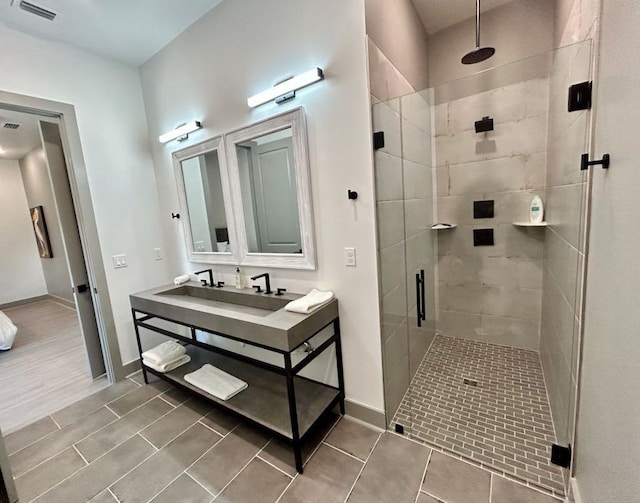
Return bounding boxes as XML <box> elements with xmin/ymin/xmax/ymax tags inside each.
<box><xmin>89</xmin><ymin>490</ymin><xmax>117</xmax><ymax>502</ymax></box>
<box><xmin>3</xmin><ymin>416</ymin><xmax>59</xmax><ymax>455</ymax></box>
<box><xmin>159</xmin><ymin>387</ymin><xmax>192</xmax><ymax>407</ymax></box>
<box><xmin>187</xmin><ymin>423</ymin><xmax>270</xmax><ymax>495</ymax></box>
<box><xmin>107</xmin><ymin>381</ymin><xmax>171</xmax><ymax>416</ymax></box>
<box><xmin>110</xmin><ymin>423</ymin><xmax>221</xmax><ymax>503</ymax></box>
<box><xmin>199</xmin><ymin>407</ymin><xmax>241</xmax><ymax>436</ymax></box>
<box><xmin>347</xmin><ymin>433</ymin><xmax>430</xmax><ymax>503</ymax></box>
<box><xmin>491</xmin><ymin>475</ymin><xmax>561</xmax><ymax>503</ymax></box>
<box><xmin>215</xmin><ymin>458</ymin><xmax>290</xmax><ymax>503</ymax></box>
<box><xmin>32</xmin><ymin>435</ymin><xmax>155</xmax><ymax>503</ymax></box>
<box><xmin>324</xmin><ymin>417</ymin><xmax>380</xmax><ymax>461</ymax></box>
<box><xmin>9</xmin><ymin>406</ymin><xmax>117</xmax><ymax>477</ymax></box>
<box><xmin>75</xmin><ymin>397</ymin><xmax>173</xmax><ymax>462</ymax></box>
<box><xmin>51</xmin><ymin>378</ymin><xmax>140</xmax><ymax>428</ymax></box>
<box><xmin>258</xmin><ymin>413</ymin><xmax>339</xmax><ymax>477</ymax></box>
<box><xmin>279</xmin><ymin>444</ymin><xmax>363</xmax><ymax>503</ymax></box>
<box><xmin>140</xmin><ymin>398</ymin><xmax>211</xmax><ymax>449</ymax></box>
<box><xmin>149</xmin><ymin>474</ymin><xmax>212</xmax><ymax>503</ymax></box>
<box><xmin>417</xmin><ymin>493</ymin><xmax>442</xmax><ymax>503</ymax></box>
<box><xmin>15</xmin><ymin>446</ymin><xmax>86</xmax><ymax>502</ymax></box>
<box><xmin>422</xmin><ymin>451</ymin><xmax>491</xmax><ymax>503</ymax></box>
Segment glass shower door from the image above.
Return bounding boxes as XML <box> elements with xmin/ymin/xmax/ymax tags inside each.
<box><xmin>374</xmin><ymin>87</ymin><xmax>437</xmax><ymax>431</ymax></box>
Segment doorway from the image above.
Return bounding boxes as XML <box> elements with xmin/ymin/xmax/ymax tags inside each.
<box><xmin>0</xmin><ymin>93</ymin><xmax>122</xmax><ymax>434</ymax></box>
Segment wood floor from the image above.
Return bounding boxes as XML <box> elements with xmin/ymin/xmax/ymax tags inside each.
<box><xmin>0</xmin><ymin>300</ymin><xmax>109</xmax><ymax>434</ymax></box>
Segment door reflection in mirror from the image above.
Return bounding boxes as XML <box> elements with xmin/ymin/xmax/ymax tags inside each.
<box><xmin>236</xmin><ymin>127</ymin><xmax>302</xmax><ymax>254</ymax></box>
<box><xmin>180</xmin><ymin>150</ymin><xmax>231</xmax><ymax>253</ymax></box>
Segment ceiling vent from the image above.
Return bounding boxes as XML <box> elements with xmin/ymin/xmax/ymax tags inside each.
<box><xmin>2</xmin><ymin>122</ymin><xmax>20</xmax><ymax>130</ymax></box>
<box><xmin>18</xmin><ymin>1</ymin><xmax>57</xmax><ymax>21</ymax></box>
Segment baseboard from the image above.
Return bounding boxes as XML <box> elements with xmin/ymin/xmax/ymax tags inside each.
<box><xmin>121</xmin><ymin>359</ymin><xmax>141</xmax><ymax>378</ymax></box>
<box><xmin>46</xmin><ymin>295</ymin><xmax>76</xmax><ymax>310</ymax></box>
<box><xmin>0</xmin><ymin>295</ymin><xmax>50</xmax><ymax>311</ymax></box>
<box><xmin>344</xmin><ymin>399</ymin><xmax>386</xmax><ymax>429</ymax></box>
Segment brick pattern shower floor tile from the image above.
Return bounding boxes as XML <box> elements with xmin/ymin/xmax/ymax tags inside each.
<box><xmin>392</xmin><ymin>335</ymin><xmax>565</xmax><ymax>495</ymax></box>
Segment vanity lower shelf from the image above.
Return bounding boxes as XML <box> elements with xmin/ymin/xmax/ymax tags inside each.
<box><xmin>144</xmin><ymin>345</ymin><xmax>340</xmax><ymax>440</ymax></box>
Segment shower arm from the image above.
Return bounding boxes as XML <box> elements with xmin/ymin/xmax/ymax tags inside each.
<box><xmin>475</xmin><ymin>0</ymin><xmax>481</xmax><ymax>49</ymax></box>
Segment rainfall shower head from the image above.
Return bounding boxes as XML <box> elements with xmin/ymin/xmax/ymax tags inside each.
<box><xmin>462</xmin><ymin>0</ymin><xmax>495</xmax><ymax>65</ymax></box>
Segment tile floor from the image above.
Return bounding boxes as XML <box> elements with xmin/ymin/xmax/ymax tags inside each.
<box><xmin>393</xmin><ymin>335</ymin><xmax>565</xmax><ymax>496</ymax></box>
<box><xmin>4</xmin><ymin>372</ymin><xmax>562</xmax><ymax>503</ymax></box>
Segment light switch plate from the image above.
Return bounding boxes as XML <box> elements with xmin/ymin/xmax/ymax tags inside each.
<box><xmin>153</xmin><ymin>248</ymin><xmax>163</xmax><ymax>260</ymax></box>
<box><xmin>344</xmin><ymin>247</ymin><xmax>356</xmax><ymax>267</ymax></box>
<box><xmin>112</xmin><ymin>254</ymin><xmax>127</xmax><ymax>268</ymax></box>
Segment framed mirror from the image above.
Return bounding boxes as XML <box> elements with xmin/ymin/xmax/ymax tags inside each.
<box><xmin>172</xmin><ymin>136</ymin><xmax>239</xmax><ymax>264</ymax></box>
<box><xmin>225</xmin><ymin>107</ymin><xmax>316</xmax><ymax>270</ymax></box>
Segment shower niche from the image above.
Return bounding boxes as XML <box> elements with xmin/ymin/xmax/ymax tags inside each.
<box><xmin>372</xmin><ymin>40</ymin><xmax>593</xmax><ymax>497</ymax></box>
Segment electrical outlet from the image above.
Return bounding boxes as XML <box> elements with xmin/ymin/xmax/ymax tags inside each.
<box><xmin>112</xmin><ymin>254</ymin><xmax>127</xmax><ymax>269</ymax></box>
<box><xmin>153</xmin><ymin>247</ymin><xmax>163</xmax><ymax>260</ymax></box>
<box><xmin>344</xmin><ymin>247</ymin><xmax>356</xmax><ymax>267</ymax></box>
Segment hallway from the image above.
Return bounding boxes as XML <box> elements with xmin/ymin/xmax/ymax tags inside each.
<box><xmin>0</xmin><ymin>300</ymin><xmax>108</xmax><ymax>434</ymax></box>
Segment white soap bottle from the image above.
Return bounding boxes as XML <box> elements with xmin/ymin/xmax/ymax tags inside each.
<box><xmin>530</xmin><ymin>195</ymin><xmax>544</xmax><ymax>223</ymax></box>
<box><xmin>235</xmin><ymin>267</ymin><xmax>244</xmax><ymax>290</ymax></box>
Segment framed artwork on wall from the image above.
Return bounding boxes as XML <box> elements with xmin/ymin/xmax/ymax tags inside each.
<box><xmin>30</xmin><ymin>206</ymin><xmax>53</xmax><ymax>258</ymax></box>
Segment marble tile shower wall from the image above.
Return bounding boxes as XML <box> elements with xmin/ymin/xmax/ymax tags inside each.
<box><xmin>435</xmin><ymin>78</ymin><xmax>550</xmax><ymax>350</ymax></box>
<box><xmin>369</xmin><ymin>38</ymin><xmax>437</xmax><ymax>418</ymax></box>
<box><xmin>540</xmin><ymin>41</ymin><xmax>591</xmax><ymax>448</ymax></box>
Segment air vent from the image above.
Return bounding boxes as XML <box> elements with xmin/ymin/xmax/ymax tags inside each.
<box><xmin>19</xmin><ymin>1</ymin><xmax>57</xmax><ymax>21</ymax></box>
<box><xmin>2</xmin><ymin>123</ymin><xmax>20</xmax><ymax>130</ymax></box>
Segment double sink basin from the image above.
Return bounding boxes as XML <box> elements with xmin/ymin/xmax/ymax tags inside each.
<box><xmin>129</xmin><ymin>282</ymin><xmax>338</xmax><ymax>352</ymax></box>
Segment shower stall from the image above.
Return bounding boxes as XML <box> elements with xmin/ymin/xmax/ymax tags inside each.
<box><xmin>373</xmin><ymin>40</ymin><xmax>592</xmax><ymax>497</ymax></box>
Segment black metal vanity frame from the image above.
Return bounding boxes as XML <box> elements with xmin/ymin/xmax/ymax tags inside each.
<box><xmin>131</xmin><ymin>308</ymin><xmax>345</xmax><ymax>474</ymax></box>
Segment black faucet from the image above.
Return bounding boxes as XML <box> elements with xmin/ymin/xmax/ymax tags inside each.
<box><xmin>250</xmin><ymin>273</ymin><xmax>272</xmax><ymax>294</ymax></box>
<box><xmin>194</xmin><ymin>268</ymin><xmax>213</xmax><ymax>287</ymax></box>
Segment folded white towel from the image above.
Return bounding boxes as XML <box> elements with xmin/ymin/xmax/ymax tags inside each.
<box><xmin>174</xmin><ymin>274</ymin><xmax>190</xmax><ymax>285</ymax></box>
<box><xmin>0</xmin><ymin>311</ymin><xmax>17</xmax><ymax>351</ymax></box>
<box><xmin>285</xmin><ymin>289</ymin><xmax>334</xmax><ymax>314</ymax></box>
<box><xmin>143</xmin><ymin>354</ymin><xmax>191</xmax><ymax>373</ymax></box>
<box><xmin>142</xmin><ymin>341</ymin><xmax>186</xmax><ymax>365</ymax></box>
<box><xmin>184</xmin><ymin>364</ymin><xmax>248</xmax><ymax>401</ymax></box>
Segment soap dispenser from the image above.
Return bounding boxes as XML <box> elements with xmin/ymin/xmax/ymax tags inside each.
<box><xmin>235</xmin><ymin>267</ymin><xmax>244</xmax><ymax>290</ymax></box>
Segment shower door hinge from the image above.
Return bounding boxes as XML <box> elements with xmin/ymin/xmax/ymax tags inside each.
<box><xmin>550</xmin><ymin>443</ymin><xmax>572</xmax><ymax>468</ymax></box>
<box><xmin>373</xmin><ymin>131</ymin><xmax>385</xmax><ymax>150</ymax></box>
<box><xmin>568</xmin><ymin>81</ymin><xmax>592</xmax><ymax>112</ymax></box>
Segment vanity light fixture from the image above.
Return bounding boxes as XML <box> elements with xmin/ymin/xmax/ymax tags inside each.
<box><xmin>158</xmin><ymin>121</ymin><xmax>202</xmax><ymax>144</ymax></box>
<box><xmin>247</xmin><ymin>68</ymin><xmax>324</xmax><ymax>108</ymax></box>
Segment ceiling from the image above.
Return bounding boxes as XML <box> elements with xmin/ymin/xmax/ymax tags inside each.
<box><xmin>0</xmin><ymin>0</ymin><xmax>223</xmax><ymax>66</ymax></box>
<box><xmin>0</xmin><ymin>108</ymin><xmax>50</xmax><ymax>161</ymax></box>
<box><xmin>411</xmin><ymin>0</ymin><xmax>514</xmax><ymax>34</ymax></box>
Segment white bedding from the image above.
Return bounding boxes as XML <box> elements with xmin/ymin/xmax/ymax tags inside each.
<box><xmin>0</xmin><ymin>311</ymin><xmax>17</xmax><ymax>350</ymax></box>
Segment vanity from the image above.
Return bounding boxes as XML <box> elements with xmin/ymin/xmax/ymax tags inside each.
<box><xmin>130</xmin><ymin>282</ymin><xmax>344</xmax><ymax>473</ymax></box>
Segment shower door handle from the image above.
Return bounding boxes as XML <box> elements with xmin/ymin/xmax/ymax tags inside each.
<box><xmin>415</xmin><ymin>270</ymin><xmax>426</xmax><ymax>327</ymax></box>
<box><xmin>420</xmin><ymin>269</ymin><xmax>426</xmax><ymax>322</ymax></box>
<box><xmin>415</xmin><ymin>273</ymin><xmax>422</xmax><ymax>327</ymax></box>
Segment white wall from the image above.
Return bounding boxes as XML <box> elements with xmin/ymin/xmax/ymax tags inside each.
<box><xmin>20</xmin><ymin>146</ymin><xmax>74</xmax><ymax>303</ymax></box>
<box><xmin>140</xmin><ymin>0</ymin><xmax>384</xmax><ymax>411</ymax></box>
<box><xmin>574</xmin><ymin>0</ymin><xmax>640</xmax><ymax>500</ymax></box>
<box><xmin>0</xmin><ymin>24</ymin><xmax>170</xmax><ymax>364</ymax></box>
<box><xmin>0</xmin><ymin>160</ymin><xmax>47</xmax><ymax>304</ymax></box>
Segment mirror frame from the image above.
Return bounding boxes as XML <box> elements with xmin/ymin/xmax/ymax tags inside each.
<box><xmin>225</xmin><ymin>107</ymin><xmax>316</xmax><ymax>270</ymax></box>
<box><xmin>172</xmin><ymin>136</ymin><xmax>240</xmax><ymax>265</ymax></box>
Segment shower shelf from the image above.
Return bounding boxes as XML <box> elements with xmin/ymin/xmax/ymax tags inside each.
<box><xmin>430</xmin><ymin>224</ymin><xmax>457</xmax><ymax>230</ymax></box>
<box><xmin>512</xmin><ymin>222</ymin><xmax>548</xmax><ymax>227</ymax></box>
